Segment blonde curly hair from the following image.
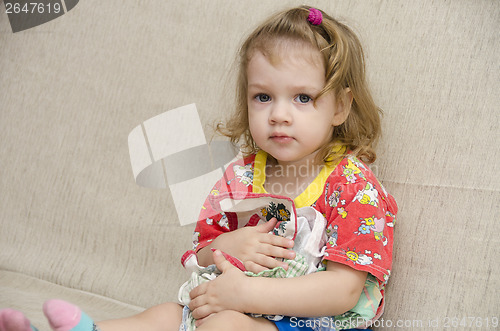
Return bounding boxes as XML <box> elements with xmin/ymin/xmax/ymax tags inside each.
<box><xmin>217</xmin><ymin>5</ymin><xmax>382</xmax><ymax>164</ymax></box>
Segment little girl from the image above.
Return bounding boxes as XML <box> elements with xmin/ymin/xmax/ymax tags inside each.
<box><xmin>0</xmin><ymin>5</ymin><xmax>397</xmax><ymax>331</ymax></box>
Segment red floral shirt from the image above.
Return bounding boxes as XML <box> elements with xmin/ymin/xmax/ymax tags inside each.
<box><xmin>192</xmin><ymin>150</ymin><xmax>397</xmax><ymax>321</ymax></box>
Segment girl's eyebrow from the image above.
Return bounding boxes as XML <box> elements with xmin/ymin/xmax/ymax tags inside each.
<box><xmin>248</xmin><ymin>82</ymin><xmax>321</xmax><ymax>92</ymax></box>
<box><xmin>247</xmin><ymin>82</ymin><xmax>268</xmax><ymax>89</ymax></box>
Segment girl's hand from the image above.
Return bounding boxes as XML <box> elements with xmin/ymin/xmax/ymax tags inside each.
<box><xmin>189</xmin><ymin>250</ymin><xmax>248</xmax><ymax>326</ymax></box>
<box><xmin>200</xmin><ymin>217</ymin><xmax>296</xmax><ymax>273</ymax></box>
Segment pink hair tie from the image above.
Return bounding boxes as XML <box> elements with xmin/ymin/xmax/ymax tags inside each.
<box><xmin>307</xmin><ymin>8</ymin><xmax>323</xmax><ymax>25</ymax></box>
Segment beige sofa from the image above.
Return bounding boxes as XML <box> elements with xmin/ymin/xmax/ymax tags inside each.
<box><xmin>1</xmin><ymin>1</ymin><xmax>498</xmax><ymax>330</ymax></box>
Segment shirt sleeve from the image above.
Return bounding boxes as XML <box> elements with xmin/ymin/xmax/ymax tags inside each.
<box><xmin>192</xmin><ymin>156</ymin><xmax>255</xmax><ymax>252</ymax></box>
<box><xmin>321</xmin><ymin>165</ymin><xmax>397</xmax><ymax>284</ymax></box>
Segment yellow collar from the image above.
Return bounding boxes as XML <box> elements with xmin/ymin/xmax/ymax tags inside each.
<box><xmin>252</xmin><ymin>146</ymin><xmax>346</xmax><ymax>208</ymax></box>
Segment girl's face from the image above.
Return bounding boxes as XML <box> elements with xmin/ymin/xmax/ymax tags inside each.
<box><xmin>247</xmin><ymin>44</ymin><xmax>349</xmax><ymax>167</ymax></box>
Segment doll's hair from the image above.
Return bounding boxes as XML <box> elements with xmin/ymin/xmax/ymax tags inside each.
<box><xmin>217</xmin><ymin>5</ymin><xmax>382</xmax><ymax>164</ymax></box>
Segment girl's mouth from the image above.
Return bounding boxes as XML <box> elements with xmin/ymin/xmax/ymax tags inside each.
<box><xmin>270</xmin><ymin>133</ymin><xmax>294</xmax><ymax>143</ymax></box>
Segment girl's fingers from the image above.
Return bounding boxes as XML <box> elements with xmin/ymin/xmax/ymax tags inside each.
<box><xmin>195</xmin><ymin>313</ymin><xmax>215</xmax><ymax>327</ymax></box>
<box><xmin>261</xmin><ymin>232</ymin><xmax>294</xmax><ymax>248</ymax></box>
<box><xmin>255</xmin><ymin>217</ymin><xmax>279</xmax><ymax>233</ymax></box>
<box><xmin>259</xmin><ymin>242</ymin><xmax>296</xmax><ymax>260</ymax></box>
<box><xmin>189</xmin><ymin>282</ymin><xmax>206</xmax><ymax>300</ymax></box>
<box><xmin>244</xmin><ymin>253</ymin><xmax>291</xmax><ymax>273</ymax></box>
<box><xmin>244</xmin><ymin>260</ymin><xmax>269</xmax><ymax>274</ymax></box>
<box><xmin>191</xmin><ymin>304</ymin><xmax>211</xmax><ymax>321</ymax></box>
<box><xmin>189</xmin><ymin>293</ymin><xmax>207</xmax><ymax>316</ymax></box>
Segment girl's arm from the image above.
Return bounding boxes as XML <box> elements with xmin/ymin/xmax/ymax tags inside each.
<box><xmin>196</xmin><ymin>217</ymin><xmax>296</xmax><ymax>273</ymax></box>
<box><xmin>189</xmin><ymin>250</ymin><xmax>367</xmax><ymax>320</ymax></box>
<box><xmin>244</xmin><ymin>261</ymin><xmax>367</xmax><ymax>317</ymax></box>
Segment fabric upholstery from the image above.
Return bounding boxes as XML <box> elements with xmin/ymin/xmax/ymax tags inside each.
<box><xmin>1</xmin><ymin>1</ymin><xmax>498</xmax><ymax>330</ymax></box>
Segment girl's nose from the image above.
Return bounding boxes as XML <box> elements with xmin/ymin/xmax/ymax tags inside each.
<box><xmin>269</xmin><ymin>101</ymin><xmax>292</xmax><ymax>125</ymax></box>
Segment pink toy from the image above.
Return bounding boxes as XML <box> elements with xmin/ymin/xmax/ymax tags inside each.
<box><xmin>43</xmin><ymin>299</ymin><xmax>82</xmax><ymax>331</ymax></box>
<box><xmin>0</xmin><ymin>309</ymin><xmax>32</xmax><ymax>331</ymax></box>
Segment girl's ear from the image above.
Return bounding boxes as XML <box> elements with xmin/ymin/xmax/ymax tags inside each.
<box><xmin>332</xmin><ymin>88</ymin><xmax>353</xmax><ymax>126</ymax></box>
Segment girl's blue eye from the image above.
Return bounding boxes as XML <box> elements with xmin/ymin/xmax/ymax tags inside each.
<box><xmin>256</xmin><ymin>94</ymin><xmax>271</xmax><ymax>103</ymax></box>
<box><xmin>295</xmin><ymin>94</ymin><xmax>312</xmax><ymax>104</ymax></box>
